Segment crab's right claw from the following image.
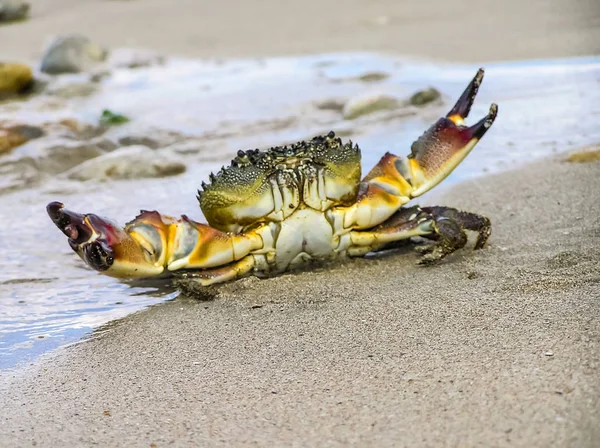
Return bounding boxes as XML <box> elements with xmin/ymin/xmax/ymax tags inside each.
<box><xmin>47</xmin><ymin>201</ymin><xmax>165</xmax><ymax>278</ymax></box>
<box><xmin>404</xmin><ymin>68</ymin><xmax>498</xmax><ymax>198</ymax></box>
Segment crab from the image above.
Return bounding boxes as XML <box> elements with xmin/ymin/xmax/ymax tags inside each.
<box><xmin>47</xmin><ymin>69</ymin><xmax>497</xmax><ymax>286</ymax></box>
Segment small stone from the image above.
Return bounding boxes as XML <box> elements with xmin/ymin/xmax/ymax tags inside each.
<box><xmin>356</xmin><ymin>72</ymin><xmax>390</xmax><ymax>83</ymax></box>
<box><xmin>0</xmin><ymin>124</ymin><xmax>43</xmax><ymax>155</ymax></box>
<box><xmin>566</xmin><ymin>148</ymin><xmax>600</xmax><ymax>163</ymax></box>
<box><xmin>0</xmin><ymin>1</ymin><xmax>29</xmax><ymax>23</ymax></box>
<box><xmin>314</xmin><ymin>98</ymin><xmax>345</xmax><ymax>112</ymax></box>
<box><xmin>0</xmin><ymin>62</ymin><xmax>33</xmax><ymax>96</ymax></box>
<box><xmin>65</xmin><ymin>145</ymin><xmax>186</xmax><ymax>180</ymax></box>
<box><xmin>409</xmin><ymin>87</ymin><xmax>441</xmax><ymax>106</ymax></box>
<box><xmin>342</xmin><ymin>93</ymin><xmax>399</xmax><ymax>120</ymax></box>
<box><xmin>40</xmin><ymin>35</ymin><xmax>108</xmax><ymax>75</ymax></box>
<box><xmin>544</xmin><ymin>351</ymin><xmax>554</xmax><ymax>357</ymax></box>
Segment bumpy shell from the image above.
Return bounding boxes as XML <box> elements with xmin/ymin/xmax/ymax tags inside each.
<box><xmin>197</xmin><ymin>132</ymin><xmax>362</xmax><ymax>232</ymax></box>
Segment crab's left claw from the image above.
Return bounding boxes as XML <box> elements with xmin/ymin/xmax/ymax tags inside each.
<box><xmin>404</xmin><ymin>68</ymin><xmax>498</xmax><ymax>197</ymax></box>
<box><xmin>47</xmin><ymin>201</ymin><xmax>165</xmax><ymax>278</ymax></box>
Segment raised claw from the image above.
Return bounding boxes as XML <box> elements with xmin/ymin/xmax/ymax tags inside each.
<box><xmin>446</xmin><ymin>68</ymin><xmax>485</xmax><ymax>124</ymax></box>
<box><xmin>403</xmin><ymin>69</ymin><xmax>498</xmax><ymax>198</ymax></box>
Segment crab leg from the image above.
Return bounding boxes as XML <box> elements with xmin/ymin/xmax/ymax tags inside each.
<box><xmin>174</xmin><ymin>256</ymin><xmax>256</xmax><ymax>286</ymax></box>
<box><xmin>348</xmin><ymin>206</ymin><xmax>434</xmax><ymax>256</ymax></box>
<box><xmin>343</xmin><ymin>69</ymin><xmax>497</xmax><ymax>229</ymax></box>
<box><xmin>46</xmin><ymin>202</ymin><xmax>264</xmax><ymax>279</ymax></box>
<box><xmin>349</xmin><ymin>205</ymin><xmax>491</xmax><ymax>264</ymax></box>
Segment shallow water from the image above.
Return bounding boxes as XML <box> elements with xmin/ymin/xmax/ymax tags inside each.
<box><xmin>1</xmin><ymin>53</ymin><xmax>599</xmax><ymax>370</ymax></box>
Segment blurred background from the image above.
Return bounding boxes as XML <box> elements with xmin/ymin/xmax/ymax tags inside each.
<box><xmin>2</xmin><ymin>0</ymin><xmax>600</xmax><ymax>62</ymax></box>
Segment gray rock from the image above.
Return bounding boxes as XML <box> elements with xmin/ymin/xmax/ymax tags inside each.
<box><xmin>40</xmin><ymin>35</ymin><xmax>108</xmax><ymax>75</ymax></box>
<box><xmin>0</xmin><ymin>0</ymin><xmax>29</xmax><ymax>23</ymax></box>
<box><xmin>65</xmin><ymin>145</ymin><xmax>186</xmax><ymax>181</ymax></box>
<box><xmin>342</xmin><ymin>93</ymin><xmax>400</xmax><ymax>120</ymax></box>
<box><xmin>409</xmin><ymin>87</ymin><xmax>442</xmax><ymax>106</ymax></box>
<box><xmin>0</xmin><ymin>136</ymin><xmax>115</xmax><ymax>192</ymax></box>
<box><xmin>314</xmin><ymin>98</ymin><xmax>345</xmax><ymax>112</ymax></box>
<box><xmin>28</xmin><ymin>137</ymin><xmax>115</xmax><ymax>174</ymax></box>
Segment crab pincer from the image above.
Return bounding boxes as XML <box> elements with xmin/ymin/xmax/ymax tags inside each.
<box><xmin>47</xmin><ymin>202</ymin><xmax>164</xmax><ymax>277</ymax></box>
<box><xmin>406</xmin><ymin>69</ymin><xmax>498</xmax><ymax>197</ymax></box>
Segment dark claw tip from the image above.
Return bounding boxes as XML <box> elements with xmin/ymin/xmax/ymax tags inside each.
<box><xmin>46</xmin><ymin>201</ymin><xmax>65</xmax><ymax>221</ymax></box>
<box><xmin>46</xmin><ymin>201</ymin><xmax>94</xmax><ymax>245</ymax></box>
<box><xmin>447</xmin><ymin>68</ymin><xmax>486</xmax><ymax>120</ymax></box>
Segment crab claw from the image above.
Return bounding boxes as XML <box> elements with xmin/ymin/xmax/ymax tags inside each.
<box><xmin>46</xmin><ymin>202</ymin><xmax>165</xmax><ymax>278</ymax></box>
<box><xmin>405</xmin><ymin>68</ymin><xmax>498</xmax><ymax>197</ymax></box>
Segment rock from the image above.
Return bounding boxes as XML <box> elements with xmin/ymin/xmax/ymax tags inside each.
<box><xmin>0</xmin><ymin>137</ymin><xmax>113</xmax><ymax>193</ymax></box>
<box><xmin>65</xmin><ymin>145</ymin><xmax>186</xmax><ymax>181</ymax></box>
<box><xmin>356</xmin><ymin>72</ymin><xmax>389</xmax><ymax>83</ymax></box>
<box><xmin>409</xmin><ymin>87</ymin><xmax>441</xmax><ymax>106</ymax></box>
<box><xmin>0</xmin><ymin>124</ymin><xmax>43</xmax><ymax>155</ymax></box>
<box><xmin>314</xmin><ymin>98</ymin><xmax>345</xmax><ymax>112</ymax></box>
<box><xmin>342</xmin><ymin>93</ymin><xmax>399</xmax><ymax>120</ymax></box>
<box><xmin>40</xmin><ymin>35</ymin><xmax>108</xmax><ymax>75</ymax></box>
<box><xmin>566</xmin><ymin>147</ymin><xmax>600</xmax><ymax>163</ymax></box>
<box><xmin>23</xmin><ymin>137</ymin><xmax>116</xmax><ymax>174</ymax></box>
<box><xmin>0</xmin><ymin>0</ymin><xmax>29</xmax><ymax>23</ymax></box>
<box><xmin>0</xmin><ymin>62</ymin><xmax>33</xmax><ymax>96</ymax></box>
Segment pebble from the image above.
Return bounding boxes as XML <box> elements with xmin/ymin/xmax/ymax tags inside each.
<box><xmin>40</xmin><ymin>35</ymin><xmax>108</xmax><ymax>74</ymax></box>
<box><xmin>64</xmin><ymin>145</ymin><xmax>186</xmax><ymax>181</ymax></box>
<box><xmin>0</xmin><ymin>62</ymin><xmax>33</xmax><ymax>96</ymax></box>
<box><xmin>342</xmin><ymin>93</ymin><xmax>399</xmax><ymax>120</ymax></box>
<box><xmin>0</xmin><ymin>123</ymin><xmax>43</xmax><ymax>155</ymax></box>
<box><xmin>566</xmin><ymin>148</ymin><xmax>600</xmax><ymax>163</ymax></box>
<box><xmin>0</xmin><ymin>0</ymin><xmax>29</xmax><ymax>23</ymax></box>
<box><xmin>409</xmin><ymin>87</ymin><xmax>442</xmax><ymax>106</ymax></box>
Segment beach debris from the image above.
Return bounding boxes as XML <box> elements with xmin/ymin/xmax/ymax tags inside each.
<box><xmin>64</xmin><ymin>145</ymin><xmax>186</xmax><ymax>180</ymax></box>
<box><xmin>0</xmin><ymin>62</ymin><xmax>33</xmax><ymax>96</ymax></box>
<box><xmin>47</xmin><ymin>69</ymin><xmax>499</xmax><ymax>288</ymax></box>
<box><xmin>0</xmin><ymin>0</ymin><xmax>29</xmax><ymax>23</ymax></box>
<box><xmin>40</xmin><ymin>35</ymin><xmax>108</xmax><ymax>74</ymax></box>
<box><xmin>100</xmin><ymin>109</ymin><xmax>130</xmax><ymax>126</ymax></box>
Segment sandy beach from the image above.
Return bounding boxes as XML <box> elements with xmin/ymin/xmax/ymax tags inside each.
<box><xmin>2</xmin><ymin>153</ymin><xmax>599</xmax><ymax>447</ymax></box>
<box><xmin>1</xmin><ymin>0</ymin><xmax>600</xmax><ymax>446</ymax></box>
<box><xmin>2</xmin><ymin>0</ymin><xmax>600</xmax><ymax>63</ymax></box>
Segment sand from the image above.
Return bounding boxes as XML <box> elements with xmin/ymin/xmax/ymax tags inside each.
<box><xmin>1</xmin><ymin>153</ymin><xmax>599</xmax><ymax>447</ymax></box>
<box><xmin>1</xmin><ymin>0</ymin><xmax>600</xmax><ymax>64</ymax></box>
<box><xmin>1</xmin><ymin>0</ymin><xmax>600</xmax><ymax>446</ymax></box>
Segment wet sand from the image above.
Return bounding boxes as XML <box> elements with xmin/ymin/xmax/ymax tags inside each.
<box><xmin>1</xmin><ymin>0</ymin><xmax>600</xmax><ymax>63</ymax></box>
<box><xmin>1</xmin><ymin>153</ymin><xmax>599</xmax><ymax>446</ymax></box>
